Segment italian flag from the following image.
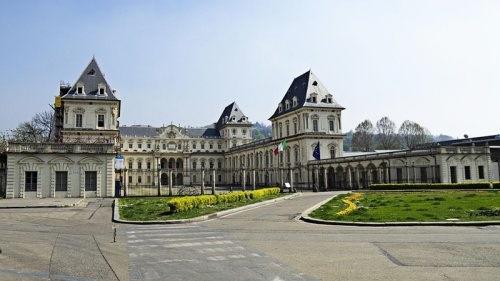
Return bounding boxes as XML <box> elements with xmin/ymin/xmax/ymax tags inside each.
<box><xmin>274</xmin><ymin>139</ymin><xmax>287</xmax><ymax>155</ymax></box>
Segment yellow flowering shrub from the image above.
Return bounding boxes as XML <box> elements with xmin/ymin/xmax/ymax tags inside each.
<box><xmin>336</xmin><ymin>192</ymin><xmax>361</xmax><ymax>216</ymax></box>
<box><xmin>168</xmin><ymin>187</ymin><xmax>280</xmax><ymax>213</ymax></box>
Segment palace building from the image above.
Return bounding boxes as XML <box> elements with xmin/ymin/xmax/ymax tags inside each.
<box><xmin>3</xmin><ymin>58</ymin><xmax>499</xmax><ymax>198</ymax></box>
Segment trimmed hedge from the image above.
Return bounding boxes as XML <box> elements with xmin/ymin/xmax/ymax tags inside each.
<box><xmin>493</xmin><ymin>182</ymin><xmax>500</xmax><ymax>189</ymax></box>
<box><xmin>369</xmin><ymin>182</ymin><xmax>492</xmax><ymax>190</ymax></box>
<box><xmin>167</xmin><ymin>187</ymin><xmax>280</xmax><ymax>213</ymax></box>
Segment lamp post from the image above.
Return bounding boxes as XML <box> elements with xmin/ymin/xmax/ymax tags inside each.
<box><xmin>241</xmin><ymin>163</ymin><xmax>246</xmax><ymax>191</ymax></box>
<box><xmin>157</xmin><ymin>161</ymin><xmax>161</xmax><ymax>196</ymax></box>
<box><xmin>168</xmin><ymin>168</ymin><xmax>173</xmax><ymax>196</ymax></box>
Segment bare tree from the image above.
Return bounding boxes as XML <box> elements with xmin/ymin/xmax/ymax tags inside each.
<box><xmin>351</xmin><ymin>120</ymin><xmax>374</xmax><ymax>152</ymax></box>
<box><xmin>0</xmin><ymin>131</ymin><xmax>7</xmax><ymax>152</ymax></box>
<box><xmin>8</xmin><ymin>110</ymin><xmax>54</xmax><ymax>143</ymax></box>
<box><xmin>375</xmin><ymin>116</ymin><xmax>399</xmax><ymax>149</ymax></box>
<box><xmin>33</xmin><ymin>111</ymin><xmax>54</xmax><ymax>142</ymax></box>
<box><xmin>398</xmin><ymin>120</ymin><xmax>431</xmax><ymax>149</ymax></box>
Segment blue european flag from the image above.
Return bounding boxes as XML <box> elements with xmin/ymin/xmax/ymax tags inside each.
<box><xmin>313</xmin><ymin>141</ymin><xmax>320</xmax><ymax>160</ymax></box>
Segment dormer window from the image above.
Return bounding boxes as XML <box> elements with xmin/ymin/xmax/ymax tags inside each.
<box><xmin>285</xmin><ymin>100</ymin><xmax>290</xmax><ymax>110</ymax></box>
<box><xmin>326</xmin><ymin>94</ymin><xmax>333</xmax><ymax>103</ymax></box>
<box><xmin>278</xmin><ymin>103</ymin><xmax>283</xmax><ymax>112</ymax></box>
<box><xmin>292</xmin><ymin>97</ymin><xmax>298</xmax><ymax>107</ymax></box>
<box><xmin>97</xmin><ymin>83</ymin><xmax>106</xmax><ymax>96</ymax></box>
<box><xmin>310</xmin><ymin>93</ymin><xmax>318</xmax><ymax>103</ymax></box>
<box><xmin>75</xmin><ymin>82</ymin><xmax>85</xmax><ymax>95</ymax></box>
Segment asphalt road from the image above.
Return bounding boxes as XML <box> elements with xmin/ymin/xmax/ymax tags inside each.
<box><xmin>0</xmin><ymin>192</ymin><xmax>499</xmax><ymax>281</ymax></box>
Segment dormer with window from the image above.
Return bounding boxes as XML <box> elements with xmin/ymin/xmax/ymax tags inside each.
<box><xmin>310</xmin><ymin>92</ymin><xmax>318</xmax><ymax>103</ymax></box>
<box><xmin>75</xmin><ymin>82</ymin><xmax>85</xmax><ymax>95</ymax></box>
<box><xmin>97</xmin><ymin>83</ymin><xmax>107</xmax><ymax>96</ymax></box>
<box><xmin>325</xmin><ymin>94</ymin><xmax>333</xmax><ymax>104</ymax></box>
<box><xmin>285</xmin><ymin>100</ymin><xmax>290</xmax><ymax>110</ymax></box>
<box><xmin>292</xmin><ymin>96</ymin><xmax>298</xmax><ymax>107</ymax></box>
<box><xmin>278</xmin><ymin>103</ymin><xmax>283</xmax><ymax>112</ymax></box>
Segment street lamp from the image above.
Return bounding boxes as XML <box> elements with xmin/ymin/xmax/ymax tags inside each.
<box><xmin>157</xmin><ymin>161</ymin><xmax>161</xmax><ymax>196</ymax></box>
<box><xmin>241</xmin><ymin>163</ymin><xmax>246</xmax><ymax>191</ymax></box>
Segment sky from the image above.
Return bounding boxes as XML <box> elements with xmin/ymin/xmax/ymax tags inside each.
<box><xmin>0</xmin><ymin>0</ymin><xmax>499</xmax><ymax>139</ymax></box>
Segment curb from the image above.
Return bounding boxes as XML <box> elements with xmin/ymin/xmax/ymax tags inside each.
<box><xmin>299</xmin><ymin>193</ymin><xmax>500</xmax><ymax>227</ymax></box>
<box><xmin>112</xmin><ymin>193</ymin><xmax>302</xmax><ymax>224</ymax></box>
<box><xmin>0</xmin><ymin>198</ymin><xmax>86</xmax><ymax>209</ymax></box>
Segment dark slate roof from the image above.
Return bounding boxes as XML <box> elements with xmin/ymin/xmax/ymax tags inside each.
<box><xmin>269</xmin><ymin>70</ymin><xmax>344</xmax><ymax>120</ymax></box>
<box><xmin>62</xmin><ymin>57</ymin><xmax>119</xmax><ymax>101</ymax></box>
<box><xmin>119</xmin><ymin>126</ymin><xmax>159</xmax><ymax>137</ymax></box>
<box><xmin>215</xmin><ymin>102</ymin><xmax>251</xmax><ymax>129</ymax></box>
<box><xmin>119</xmin><ymin>125</ymin><xmax>221</xmax><ymax>138</ymax></box>
<box><xmin>185</xmin><ymin>128</ymin><xmax>221</xmax><ymax>138</ymax></box>
<box><xmin>433</xmin><ymin>134</ymin><xmax>500</xmax><ymax>147</ymax></box>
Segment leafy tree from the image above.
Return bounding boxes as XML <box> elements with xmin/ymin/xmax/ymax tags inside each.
<box><xmin>398</xmin><ymin>120</ymin><xmax>431</xmax><ymax>149</ymax></box>
<box><xmin>351</xmin><ymin>120</ymin><xmax>374</xmax><ymax>152</ymax></box>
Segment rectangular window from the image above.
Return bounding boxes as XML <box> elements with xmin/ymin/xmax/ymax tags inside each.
<box><xmin>218</xmin><ymin>162</ymin><xmax>222</xmax><ymax>169</ymax></box>
<box><xmin>464</xmin><ymin>166</ymin><xmax>471</xmax><ymax>180</ymax></box>
<box><xmin>396</xmin><ymin>168</ymin><xmax>403</xmax><ymax>183</ymax></box>
<box><xmin>99</xmin><ymin>88</ymin><xmax>104</xmax><ymax>95</ymax></box>
<box><xmin>420</xmin><ymin>167</ymin><xmax>427</xmax><ymax>183</ymax></box>
<box><xmin>97</xmin><ymin>115</ymin><xmax>104</xmax><ymax>127</ymax></box>
<box><xmin>77</xmin><ymin>87</ymin><xmax>83</xmax><ymax>94</ymax></box>
<box><xmin>55</xmin><ymin>171</ymin><xmax>68</xmax><ymax>191</ymax></box>
<box><xmin>162</xmin><ymin>144</ymin><xmax>166</xmax><ymax>150</ymax></box>
<box><xmin>201</xmin><ymin>144</ymin><xmax>205</xmax><ymax>149</ymax></box>
<box><xmin>478</xmin><ymin>166</ymin><xmax>484</xmax><ymax>179</ymax></box>
<box><xmin>193</xmin><ymin>143</ymin><xmax>197</xmax><ymax>149</ymax></box>
<box><xmin>147</xmin><ymin>176</ymin><xmax>151</xmax><ymax>183</ymax></box>
<box><xmin>138</xmin><ymin>143</ymin><xmax>142</xmax><ymax>149</ymax></box>
<box><xmin>218</xmin><ymin>144</ymin><xmax>222</xmax><ymax>149</ymax></box>
<box><xmin>25</xmin><ymin>171</ymin><xmax>37</xmax><ymax>191</ymax></box>
<box><xmin>209</xmin><ymin>144</ymin><xmax>213</xmax><ymax>149</ymax></box>
<box><xmin>76</xmin><ymin>114</ymin><xmax>83</xmax><ymax>128</ymax></box>
<box><xmin>138</xmin><ymin>176</ymin><xmax>142</xmax><ymax>184</ymax></box>
<box><xmin>147</xmin><ymin>162</ymin><xmax>151</xmax><ymax>169</ymax></box>
<box><xmin>313</xmin><ymin>120</ymin><xmax>318</xmax><ymax>132</ymax></box>
<box><xmin>128</xmin><ymin>143</ymin><xmax>132</xmax><ymax>149</ymax></box>
<box><xmin>329</xmin><ymin>120</ymin><xmax>334</xmax><ymax>131</ymax></box>
<box><xmin>286</xmin><ymin>124</ymin><xmax>290</xmax><ymax>136</ymax></box>
<box><xmin>193</xmin><ymin>175</ymin><xmax>197</xmax><ymax>183</ymax></box>
<box><xmin>85</xmin><ymin>171</ymin><xmax>97</xmax><ymax>191</ymax></box>
<box><xmin>128</xmin><ymin>175</ymin><xmax>132</xmax><ymax>184</ymax></box>
<box><xmin>128</xmin><ymin>162</ymin><xmax>132</xmax><ymax>169</ymax></box>
<box><xmin>193</xmin><ymin>162</ymin><xmax>197</xmax><ymax>169</ymax></box>
<box><xmin>294</xmin><ymin>122</ymin><xmax>298</xmax><ymax>134</ymax></box>
<box><xmin>138</xmin><ymin>162</ymin><xmax>142</xmax><ymax>169</ymax></box>
<box><xmin>147</xmin><ymin>143</ymin><xmax>151</xmax><ymax>149</ymax></box>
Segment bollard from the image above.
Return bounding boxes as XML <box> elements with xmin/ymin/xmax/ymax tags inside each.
<box><xmin>112</xmin><ymin>224</ymin><xmax>117</xmax><ymax>243</ymax></box>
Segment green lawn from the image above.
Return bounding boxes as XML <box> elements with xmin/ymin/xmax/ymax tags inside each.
<box><xmin>118</xmin><ymin>193</ymin><xmax>288</xmax><ymax>221</ymax></box>
<box><xmin>309</xmin><ymin>191</ymin><xmax>500</xmax><ymax>222</ymax></box>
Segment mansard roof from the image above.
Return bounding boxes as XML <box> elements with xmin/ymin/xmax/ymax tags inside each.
<box><xmin>119</xmin><ymin>125</ymin><xmax>221</xmax><ymax>139</ymax></box>
<box><xmin>215</xmin><ymin>102</ymin><xmax>251</xmax><ymax>129</ymax></box>
<box><xmin>62</xmin><ymin>57</ymin><xmax>119</xmax><ymax>101</ymax></box>
<box><xmin>269</xmin><ymin>70</ymin><xmax>344</xmax><ymax>120</ymax></box>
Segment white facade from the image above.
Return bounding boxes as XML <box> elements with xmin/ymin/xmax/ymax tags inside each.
<box><xmin>3</xmin><ymin>62</ymin><xmax>497</xmax><ymax>198</ymax></box>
